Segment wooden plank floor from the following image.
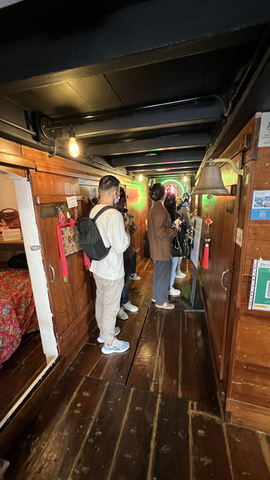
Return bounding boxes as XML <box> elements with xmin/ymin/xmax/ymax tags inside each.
<box><xmin>3</xmin><ymin>259</ymin><xmax>270</xmax><ymax>479</ymax></box>
<box><xmin>0</xmin><ymin>331</ymin><xmax>46</xmax><ymax>423</ymax></box>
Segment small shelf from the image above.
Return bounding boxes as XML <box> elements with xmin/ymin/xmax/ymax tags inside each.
<box><xmin>0</xmin><ymin>238</ymin><xmax>24</xmax><ymax>251</ymax></box>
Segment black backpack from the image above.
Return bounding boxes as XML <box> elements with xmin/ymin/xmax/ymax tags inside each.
<box><xmin>77</xmin><ymin>206</ymin><xmax>114</xmax><ymax>261</ymax></box>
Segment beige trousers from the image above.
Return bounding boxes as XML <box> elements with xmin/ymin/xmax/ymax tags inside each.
<box><xmin>93</xmin><ymin>274</ymin><xmax>124</xmax><ymax>345</ymax></box>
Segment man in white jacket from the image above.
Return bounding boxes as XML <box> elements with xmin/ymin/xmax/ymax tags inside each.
<box><xmin>90</xmin><ymin>175</ymin><xmax>131</xmax><ymax>354</ymax></box>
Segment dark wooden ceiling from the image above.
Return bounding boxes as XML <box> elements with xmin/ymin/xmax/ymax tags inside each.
<box><xmin>0</xmin><ymin>0</ymin><xmax>270</xmax><ymax>178</ymax></box>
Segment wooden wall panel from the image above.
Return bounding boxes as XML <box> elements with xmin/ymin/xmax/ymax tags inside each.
<box><xmin>0</xmin><ymin>137</ymin><xmax>22</xmax><ymax>157</ymax></box>
<box><xmin>235</xmin><ymin>320</ymin><xmax>270</xmax><ymax>367</ymax></box>
<box><xmin>231</xmin><ymin>360</ymin><xmax>270</xmax><ymax>409</ymax></box>
<box><xmin>227</xmin><ymin>398</ymin><xmax>270</xmax><ymax>434</ymax></box>
<box><xmin>218</xmin><ymin>114</ymin><xmax>270</xmax><ymax>433</ymax></box>
<box><xmin>246</xmin><ymin>239</ymin><xmax>270</xmax><ymax>258</ymax></box>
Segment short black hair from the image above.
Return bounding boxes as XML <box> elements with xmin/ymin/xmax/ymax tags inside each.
<box><xmin>120</xmin><ymin>186</ymin><xmax>127</xmax><ymax>200</ymax></box>
<box><xmin>99</xmin><ymin>175</ymin><xmax>120</xmax><ymax>192</ymax></box>
<box><xmin>164</xmin><ymin>193</ymin><xmax>176</xmax><ymax>211</ymax></box>
<box><xmin>149</xmin><ymin>183</ymin><xmax>165</xmax><ymax>201</ymax></box>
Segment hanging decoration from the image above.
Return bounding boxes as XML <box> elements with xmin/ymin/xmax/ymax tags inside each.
<box><xmin>56</xmin><ymin>208</ymin><xmax>90</xmax><ymax>283</ymax></box>
<box><xmin>202</xmin><ymin>194</ymin><xmax>213</xmax><ymax>269</ymax></box>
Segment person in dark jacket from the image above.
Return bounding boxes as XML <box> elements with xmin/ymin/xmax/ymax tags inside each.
<box><xmin>148</xmin><ymin>183</ymin><xmax>180</xmax><ymax>310</ymax></box>
<box><xmin>176</xmin><ymin>193</ymin><xmax>192</xmax><ymax>277</ymax></box>
<box><xmin>116</xmin><ymin>188</ymin><xmax>139</xmax><ymax>320</ymax></box>
<box><xmin>164</xmin><ymin>193</ymin><xmax>181</xmax><ymax>296</ymax></box>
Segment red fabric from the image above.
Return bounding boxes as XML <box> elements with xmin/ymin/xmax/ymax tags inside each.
<box><xmin>0</xmin><ymin>269</ymin><xmax>39</xmax><ymax>366</ymax></box>
<box><xmin>57</xmin><ymin>219</ymin><xmax>90</xmax><ymax>281</ymax></box>
<box><xmin>83</xmin><ymin>252</ymin><xmax>90</xmax><ymax>270</ymax></box>
<box><xmin>57</xmin><ymin>219</ymin><xmax>76</xmax><ymax>282</ymax></box>
<box><xmin>203</xmin><ymin>243</ymin><xmax>209</xmax><ymax>269</ymax></box>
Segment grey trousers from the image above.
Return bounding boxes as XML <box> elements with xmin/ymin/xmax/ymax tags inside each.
<box><xmin>152</xmin><ymin>260</ymin><xmax>171</xmax><ymax>305</ymax></box>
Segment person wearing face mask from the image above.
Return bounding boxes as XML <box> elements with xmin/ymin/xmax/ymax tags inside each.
<box><xmin>90</xmin><ymin>175</ymin><xmax>130</xmax><ymax>355</ymax></box>
<box><xmin>148</xmin><ymin>183</ymin><xmax>180</xmax><ymax>310</ymax></box>
<box><xmin>115</xmin><ymin>187</ymin><xmax>139</xmax><ymax>320</ymax></box>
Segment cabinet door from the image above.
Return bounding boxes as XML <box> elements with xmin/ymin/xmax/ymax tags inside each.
<box><xmin>30</xmin><ymin>171</ymin><xmax>94</xmax><ymax>355</ymax></box>
<box><xmin>201</xmin><ymin>195</ymin><xmax>237</xmax><ymax>380</ymax></box>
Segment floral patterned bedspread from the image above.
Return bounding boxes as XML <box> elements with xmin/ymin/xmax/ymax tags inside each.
<box><xmin>0</xmin><ymin>269</ymin><xmax>39</xmax><ymax>366</ymax></box>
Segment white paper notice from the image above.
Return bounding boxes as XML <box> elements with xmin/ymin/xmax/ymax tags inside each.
<box><xmin>190</xmin><ymin>216</ymin><xmax>202</xmax><ymax>269</ymax></box>
<box><xmin>236</xmin><ymin>227</ymin><xmax>243</xmax><ymax>247</ymax></box>
<box><xmin>258</xmin><ymin>112</ymin><xmax>270</xmax><ymax>147</ymax></box>
<box><xmin>66</xmin><ymin>196</ymin><xmax>78</xmax><ymax>208</ymax></box>
<box><xmin>2</xmin><ymin>228</ymin><xmax>22</xmax><ymax>241</ymax></box>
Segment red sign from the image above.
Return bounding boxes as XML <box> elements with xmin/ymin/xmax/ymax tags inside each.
<box><xmin>165</xmin><ymin>183</ymin><xmax>177</xmax><ymax>196</ymax></box>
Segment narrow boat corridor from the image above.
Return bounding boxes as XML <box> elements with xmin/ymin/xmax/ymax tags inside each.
<box><xmin>1</xmin><ymin>2</ymin><xmax>270</xmax><ymax>480</ymax></box>
<box><xmin>3</xmin><ymin>259</ymin><xmax>270</xmax><ymax>480</ymax></box>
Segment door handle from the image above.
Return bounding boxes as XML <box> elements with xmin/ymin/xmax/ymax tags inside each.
<box><xmin>221</xmin><ymin>269</ymin><xmax>231</xmax><ymax>291</ymax></box>
<box><xmin>48</xmin><ymin>264</ymin><xmax>55</xmax><ymax>283</ymax></box>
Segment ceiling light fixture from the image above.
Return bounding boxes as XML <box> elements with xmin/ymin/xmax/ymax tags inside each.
<box><xmin>183</xmin><ymin>175</ymin><xmax>188</xmax><ymax>182</ymax></box>
<box><xmin>69</xmin><ymin>125</ymin><xmax>80</xmax><ymax>158</ymax></box>
<box><xmin>139</xmin><ymin>174</ymin><xmax>144</xmax><ymax>181</ymax></box>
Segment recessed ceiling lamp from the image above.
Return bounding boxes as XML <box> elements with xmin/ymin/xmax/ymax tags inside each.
<box><xmin>139</xmin><ymin>174</ymin><xmax>144</xmax><ymax>181</ymax></box>
<box><xmin>183</xmin><ymin>175</ymin><xmax>188</xmax><ymax>182</ymax></box>
<box><xmin>69</xmin><ymin>125</ymin><xmax>80</xmax><ymax>158</ymax></box>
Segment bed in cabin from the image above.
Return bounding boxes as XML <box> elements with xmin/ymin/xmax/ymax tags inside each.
<box><xmin>0</xmin><ymin>268</ymin><xmax>39</xmax><ymax>366</ymax></box>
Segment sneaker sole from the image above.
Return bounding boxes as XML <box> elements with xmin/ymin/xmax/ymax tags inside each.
<box><xmin>97</xmin><ymin>330</ymin><xmax>121</xmax><ymax>344</ymax></box>
<box><xmin>117</xmin><ymin>315</ymin><xmax>129</xmax><ymax>321</ymax></box>
<box><xmin>102</xmin><ymin>345</ymin><xmax>130</xmax><ymax>355</ymax></box>
<box><xmin>169</xmin><ymin>292</ymin><xmax>181</xmax><ymax>297</ymax></box>
<box><xmin>156</xmin><ymin>305</ymin><xmax>175</xmax><ymax>310</ymax></box>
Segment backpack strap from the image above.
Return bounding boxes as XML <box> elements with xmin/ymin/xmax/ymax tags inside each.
<box><xmin>92</xmin><ymin>205</ymin><xmax>114</xmax><ymax>222</ymax></box>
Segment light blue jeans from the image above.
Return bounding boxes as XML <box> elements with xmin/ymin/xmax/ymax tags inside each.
<box><xmin>170</xmin><ymin>256</ymin><xmax>179</xmax><ymax>289</ymax></box>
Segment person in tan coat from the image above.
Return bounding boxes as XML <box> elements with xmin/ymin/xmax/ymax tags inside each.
<box><xmin>148</xmin><ymin>183</ymin><xmax>180</xmax><ymax>310</ymax></box>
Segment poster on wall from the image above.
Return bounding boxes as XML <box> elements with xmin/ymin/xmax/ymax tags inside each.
<box><xmin>190</xmin><ymin>216</ymin><xmax>202</xmax><ymax>269</ymax></box>
<box><xmin>249</xmin><ymin>259</ymin><xmax>270</xmax><ymax>312</ymax></box>
<box><xmin>258</xmin><ymin>112</ymin><xmax>270</xmax><ymax>147</ymax></box>
<box><xmin>250</xmin><ymin>190</ymin><xmax>270</xmax><ymax>220</ymax></box>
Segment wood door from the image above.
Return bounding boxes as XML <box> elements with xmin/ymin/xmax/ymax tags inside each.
<box><xmin>201</xmin><ymin>193</ymin><xmax>237</xmax><ymax>380</ymax></box>
<box><xmin>30</xmin><ymin>171</ymin><xmax>94</xmax><ymax>355</ymax></box>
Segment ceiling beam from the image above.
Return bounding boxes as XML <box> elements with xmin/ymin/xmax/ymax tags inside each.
<box><xmin>110</xmin><ymin>148</ymin><xmax>205</xmax><ymax>167</ymax></box>
<box><xmin>55</xmin><ymin>99</ymin><xmax>223</xmax><ymax>139</ymax></box>
<box><xmin>86</xmin><ymin>133</ymin><xmax>211</xmax><ymax>156</ymax></box>
<box><xmin>0</xmin><ymin>0</ymin><xmax>269</xmax><ymax>93</ymax></box>
<box><xmin>127</xmin><ymin>163</ymin><xmax>200</xmax><ymax>172</ymax></box>
<box><xmin>147</xmin><ymin>172</ymin><xmax>196</xmax><ymax>178</ymax></box>
<box><xmin>145</xmin><ymin>172</ymin><xmax>196</xmax><ymax>180</ymax></box>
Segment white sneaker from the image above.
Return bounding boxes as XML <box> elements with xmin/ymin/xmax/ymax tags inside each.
<box><xmin>117</xmin><ymin>307</ymin><xmax>129</xmax><ymax>320</ymax></box>
<box><xmin>169</xmin><ymin>287</ymin><xmax>181</xmax><ymax>296</ymax></box>
<box><xmin>175</xmin><ymin>271</ymin><xmax>186</xmax><ymax>278</ymax></box>
<box><xmin>97</xmin><ymin>327</ymin><xmax>121</xmax><ymax>344</ymax></box>
<box><xmin>122</xmin><ymin>301</ymin><xmax>139</xmax><ymax>313</ymax></box>
<box><xmin>156</xmin><ymin>302</ymin><xmax>175</xmax><ymax>310</ymax></box>
<box><xmin>129</xmin><ymin>273</ymin><xmax>141</xmax><ymax>281</ymax></box>
<box><xmin>102</xmin><ymin>338</ymin><xmax>130</xmax><ymax>355</ymax></box>
<box><xmin>151</xmin><ymin>298</ymin><xmax>156</xmax><ymax>303</ymax></box>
